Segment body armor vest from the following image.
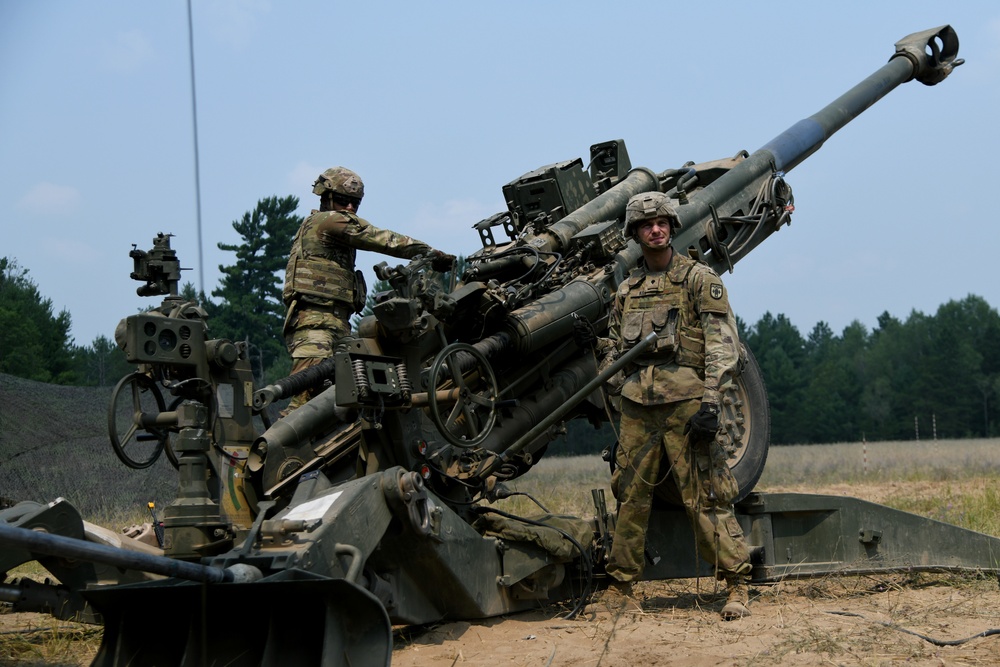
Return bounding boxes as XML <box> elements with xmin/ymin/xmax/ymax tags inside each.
<box><xmin>620</xmin><ymin>255</ymin><xmax>707</xmax><ymax>369</ymax></box>
<box><xmin>283</xmin><ymin>211</ymin><xmax>357</xmax><ymax>309</ymax></box>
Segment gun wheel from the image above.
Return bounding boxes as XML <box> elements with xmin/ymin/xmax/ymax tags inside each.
<box><xmin>428</xmin><ymin>343</ymin><xmax>499</xmax><ymax>448</ymax></box>
<box><xmin>722</xmin><ymin>343</ymin><xmax>770</xmax><ymax>499</ymax></box>
<box><xmin>107</xmin><ymin>372</ymin><xmax>168</xmax><ymax>469</ymax></box>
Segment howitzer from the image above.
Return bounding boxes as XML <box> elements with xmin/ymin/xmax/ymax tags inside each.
<box><xmin>8</xmin><ymin>25</ymin><xmax>1000</xmax><ymax>667</ymax></box>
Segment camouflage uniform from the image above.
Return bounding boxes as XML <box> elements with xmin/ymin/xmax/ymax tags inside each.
<box><xmin>283</xmin><ymin>207</ymin><xmax>435</xmax><ymax>410</ymax></box>
<box><xmin>603</xmin><ymin>251</ymin><xmax>751</xmax><ymax>584</ymax></box>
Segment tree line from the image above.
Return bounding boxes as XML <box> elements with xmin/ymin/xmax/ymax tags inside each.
<box><xmin>740</xmin><ymin>297</ymin><xmax>1000</xmax><ymax>444</ymax></box>
<box><xmin>3</xmin><ymin>196</ymin><xmax>999</xmax><ymax>445</ymax></box>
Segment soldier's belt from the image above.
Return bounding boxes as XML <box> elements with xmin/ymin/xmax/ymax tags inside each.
<box><xmin>299</xmin><ymin>301</ymin><xmax>353</xmax><ymax>320</ymax></box>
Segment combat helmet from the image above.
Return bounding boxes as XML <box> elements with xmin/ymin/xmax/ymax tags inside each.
<box><xmin>313</xmin><ymin>167</ymin><xmax>365</xmax><ymax>200</ymax></box>
<box><xmin>624</xmin><ymin>192</ymin><xmax>680</xmax><ymax>238</ymax></box>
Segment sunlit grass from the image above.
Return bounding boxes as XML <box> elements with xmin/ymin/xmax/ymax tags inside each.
<box><xmin>883</xmin><ymin>479</ymin><xmax>1000</xmax><ymax>536</ymax></box>
<box><xmin>0</xmin><ymin>613</ymin><xmax>101</xmax><ymax>667</ymax></box>
<box><xmin>759</xmin><ymin>438</ymin><xmax>1000</xmax><ymax>536</ymax></box>
<box><xmin>757</xmin><ymin>438</ymin><xmax>1000</xmax><ymax>486</ymax></box>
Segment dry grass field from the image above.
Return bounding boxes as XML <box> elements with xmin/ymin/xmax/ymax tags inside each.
<box><xmin>499</xmin><ymin>439</ymin><xmax>1000</xmax><ymax>537</ymax></box>
<box><xmin>3</xmin><ymin>438</ymin><xmax>1000</xmax><ymax>666</ymax></box>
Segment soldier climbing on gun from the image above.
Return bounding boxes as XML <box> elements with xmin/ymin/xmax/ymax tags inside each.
<box><xmin>282</xmin><ymin>167</ymin><xmax>455</xmax><ymax>412</ymax></box>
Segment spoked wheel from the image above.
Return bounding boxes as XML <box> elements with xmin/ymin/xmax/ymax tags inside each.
<box><xmin>107</xmin><ymin>372</ymin><xmax>169</xmax><ymax>469</ymax></box>
<box><xmin>427</xmin><ymin>343</ymin><xmax>500</xmax><ymax>448</ymax></box>
<box><xmin>653</xmin><ymin>343</ymin><xmax>770</xmax><ymax>506</ymax></box>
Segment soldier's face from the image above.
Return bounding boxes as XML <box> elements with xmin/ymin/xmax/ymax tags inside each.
<box><xmin>321</xmin><ymin>192</ymin><xmax>361</xmax><ymax>213</ymax></box>
<box><xmin>637</xmin><ymin>218</ymin><xmax>672</xmax><ymax>250</ymax></box>
<box><xmin>329</xmin><ymin>193</ymin><xmax>361</xmax><ymax>212</ymax></box>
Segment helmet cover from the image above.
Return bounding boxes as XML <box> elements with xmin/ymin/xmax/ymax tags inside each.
<box><xmin>313</xmin><ymin>167</ymin><xmax>365</xmax><ymax>199</ymax></box>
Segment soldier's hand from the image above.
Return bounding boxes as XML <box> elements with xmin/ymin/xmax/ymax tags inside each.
<box><xmin>684</xmin><ymin>402</ymin><xmax>720</xmax><ymax>441</ymax></box>
<box><xmin>430</xmin><ymin>250</ymin><xmax>456</xmax><ymax>272</ymax></box>
<box><xmin>572</xmin><ymin>315</ymin><xmax>596</xmax><ymax>348</ymax></box>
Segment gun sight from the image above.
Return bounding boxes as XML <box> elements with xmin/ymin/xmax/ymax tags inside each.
<box><xmin>129</xmin><ymin>233</ymin><xmax>182</xmax><ymax>297</ymax></box>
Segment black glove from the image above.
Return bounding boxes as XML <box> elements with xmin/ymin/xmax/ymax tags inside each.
<box><xmin>430</xmin><ymin>251</ymin><xmax>456</xmax><ymax>272</ymax></box>
<box><xmin>572</xmin><ymin>316</ymin><xmax>596</xmax><ymax>348</ymax></box>
<box><xmin>684</xmin><ymin>402</ymin><xmax>720</xmax><ymax>441</ymax></box>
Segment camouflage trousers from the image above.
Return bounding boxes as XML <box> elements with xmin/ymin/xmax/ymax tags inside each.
<box><xmin>606</xmin><ymin>397</ymin><xmax>751</xmax><ymax>583</ymax></box>
<box><xmin>284</xmin><ymin>304</ymin><xmax>352</xmax><ymax>411</ymax></box>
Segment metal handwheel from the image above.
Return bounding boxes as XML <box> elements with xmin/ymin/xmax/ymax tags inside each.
<box><xmin>427</xmin><ymin>343</ymin><xmax>500</xmax><ymax>448</ymax></box>
<box><xmin>107</xmin><ymin>372</ymin><xmax>169</xmax><ymax>469</ymax></box>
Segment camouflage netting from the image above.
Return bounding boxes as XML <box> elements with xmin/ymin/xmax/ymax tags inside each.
<box><xmin>0</xmin><ymin>373</ymin><xmax>177</xmax><ymax>522</ymax></box>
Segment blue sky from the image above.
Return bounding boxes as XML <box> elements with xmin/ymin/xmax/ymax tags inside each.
<box><xmin>2</xmin><ymin>1</ymin><xmax>998</xmax><ymax>347</ymax></box>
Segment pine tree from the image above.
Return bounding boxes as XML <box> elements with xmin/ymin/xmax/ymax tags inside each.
<box><xmin>743</xmin><ymin>312</ymin><xmax>807</xmax><ymax>444</ymax></box>
<box><xmin>72</xmin><ymin>335</ymin><xmax>132</xmax><ymax>387</ymax></box>
<box><xmin>210</xmin><ymin>196</ymin><xmax>302</xmax><ymax>382</ymax></box>
<box><xmin>0</xmin><ymin>258</ymin><xmax>77</xmax><ymax>383</ymax></box>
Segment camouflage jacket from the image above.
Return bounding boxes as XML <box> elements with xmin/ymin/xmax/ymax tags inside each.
<box><xmin>602</xmin><ymin>251</ymin><xmax>741</xmax><ymax>406</ymax></box>
<box><xmin>283</xmin><ymin>209</ymin><xmax>433</xmax><ymax>309</ymax></box>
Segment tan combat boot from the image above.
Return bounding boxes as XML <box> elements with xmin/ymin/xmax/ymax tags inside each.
<box><xmin>602</xmin><ymin>579</ymin><xmax>642</xmax><ymax>612</ymax></box>
<box><xmin>720</xmin><ymin>576</ymin><xmax>750</xmax><ymax>620</ymax></box>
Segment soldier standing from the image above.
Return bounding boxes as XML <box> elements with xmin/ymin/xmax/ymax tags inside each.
<box><xmin>599</xmin><ymin>191</ymin><xmax>752</xmax><ymax>619</ymax></box>
<box><xmin>282</xmin><ymin>167</ymin><xmax>455</xmax><ymax>411</ymax></box>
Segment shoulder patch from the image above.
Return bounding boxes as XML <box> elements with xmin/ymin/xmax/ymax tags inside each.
<box><xmin>696</xmin><ymin>273</ymin><xmax>730</xmax><ymax>315</ymax></box>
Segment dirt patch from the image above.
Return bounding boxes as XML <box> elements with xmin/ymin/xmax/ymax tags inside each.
<box><xmin>391</xmin><ymin>574</ymin><xmax>1000</xmax><ymax>666</ymax></box>
<box><xmin>392</xmin><ymin>480</ymin><xmax>1000</xmax><ymax>666</ymax></box>
<box><xmin>4</xmin><ymin>576</ymin><xmax>998</xmax><ymax>667</ymax></box>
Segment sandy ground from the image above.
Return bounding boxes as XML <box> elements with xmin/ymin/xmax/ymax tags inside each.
<box><xmin>391</xmin><ymin>574</ymin><xmax>1000</xmax><ymax>667</ymax></box>
<box><xmin>391</xmin><ymin>481</ymin><xmax>1000</xmax><ymax>667</ymax></box>
<box><xmin>3</xmin><ymin>481</ymin><xmax>999</xmax><ymax>666</ymax></box>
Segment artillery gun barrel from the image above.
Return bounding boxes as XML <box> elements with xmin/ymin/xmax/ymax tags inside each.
<box><xmin>487</xmin><ymin>26</ymin><xmax>961</xmax><ymax>282</ymax></box>
<box><xmin>671</xmin><ymin>25</ymin><xmax>961</xmax><ymax>272</ymax></box>
<box><xmin>768</xmin><ymin>25</ymin><xmax>961</xmax><ymax>172</ymax></box>
<box><xmin>0</xmin><ymin>522</ymin><xmax>253</xmax><ymax>584</ymax></box>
